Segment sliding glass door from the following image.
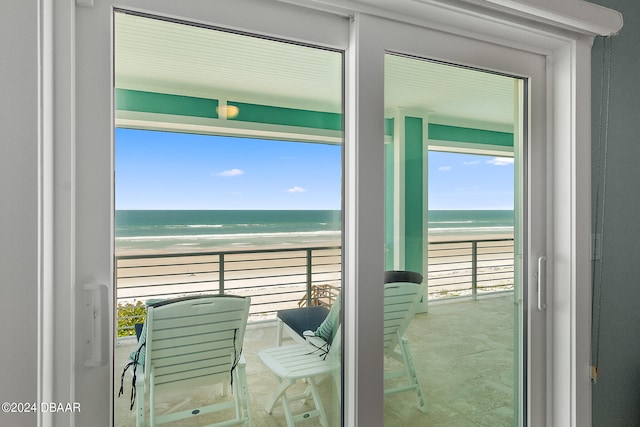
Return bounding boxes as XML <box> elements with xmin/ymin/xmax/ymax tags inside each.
<box><xmin>383</xmin><ymin>54</ymin><xmax>526</xmax><ymax>425</ymax></box>
<box><xmin>74</xmin><ymin>1</ymin><xmax>348</xmax><ymax>424</ymax></box>
<box><xmin>112</xmin><ymin>11</ymin><xmax>345</xmax><ymax>425</ymax></box>
<box><xmin>349</xmin><ymin>14</ymin><xmax>547</xmax><ymax>426</ymax></box>
<box><xmin>72</xmin><ymin>3</ymin><xmax>553</xmax><ymax>425</ymax></box>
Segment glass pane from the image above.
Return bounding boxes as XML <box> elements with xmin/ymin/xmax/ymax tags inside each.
<box><xmin>384</xmin><ymin>53</ymin><xmax>524</xmax><ymax>426</ymax></box>
<box><xmin>113</xmin><ymin>11</ymin><xmax>343</xmax><ymax>426</ymax></box>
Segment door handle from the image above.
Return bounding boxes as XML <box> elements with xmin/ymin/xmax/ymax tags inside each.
<box><xmin>83</xmin><ymin>282</ymin><xmax>109</xmax><ymax>367</ymax></box>
<box><xmin>537</xmin><ymin>256</ymin><xmax>547</xmax><ymax>311</ymax></box>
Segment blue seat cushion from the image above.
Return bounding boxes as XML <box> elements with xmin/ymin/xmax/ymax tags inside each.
<box><xmin>134</xmin><ymin>323</ymin><xmax>144</xmax><ymax>341</ymax></box>
<box><xmin>277</xmin><ymin>306</ymin><xmax>330</xmax><ymax>338</ymax></box>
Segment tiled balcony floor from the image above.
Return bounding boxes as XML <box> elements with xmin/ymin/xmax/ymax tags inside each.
<box><xmin>114</xmin><ymin>294</ymin><xmax>516</xmax><ymax>427</ymax></box>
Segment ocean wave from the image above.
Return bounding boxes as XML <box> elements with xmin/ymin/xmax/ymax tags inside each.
<box><xmin>428</xmin><ymin>226</ymin><xmax>513</xmax><ymax>234</ymax></box>
<box><xmin>115</xmin><ymin>230</ymin><xmax>341</xmax><ymax>242</ymax></box>
<box><xmin>430</xmin><ymin>220</ymin><xmax>475</xmax><ymax>225</ymax></box>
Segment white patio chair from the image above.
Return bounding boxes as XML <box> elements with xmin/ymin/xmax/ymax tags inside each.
<box><xmin>258</xmin><ymin>327</ymin><xmax>341</xmax><ymax>427</ymax></box>
<box><xmin>131</xmin><ymin>295</ymin><xmax>252</xmax><ymax>427</ymax></box>
<box><xmin>275</xmin><ymin>270</ymin><xmax>422</xmax><ymax>346</ymax></box>
<box><xmin>383</xmin><ymin>281</ymin><xmax>428</xmax><ymax>413</ymax></box>
<box><xmin>258</xmin><ymin>279</ymin><xmax>427</xmax><ymax>426</ymax></box>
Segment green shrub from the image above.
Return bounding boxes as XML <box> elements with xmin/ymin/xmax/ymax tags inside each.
<box><xmin>117</xmin><ymin>301</ymin><xmax>146</xmax><ymax>337</ymax></box>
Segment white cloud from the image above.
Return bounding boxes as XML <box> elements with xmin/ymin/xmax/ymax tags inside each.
<box><xmin>438</xmin><ymin>166</ymin><xmax>452</xmax><ymax>171</ymax></box>
<box><xmin>214</xmin><ymin>168</ymin><xmax>244</xmax><ymax>177</ymax></box>
<box><xmin>487</xmin><ymin>157</ymin><xmax>514</xmax><ymax>166</ymax></box>
<box><xmin>463</xmin><ymin>161</ymin><xmax>481</xmax><ymax>165</ymax></box>
<box><xmin>287</xmin><ymin>186</ymin><xmax>307</xmax><ymax>193</ymax></box>
<box><xmin>454</xmin><ymin>185</ymin><xmax>480</xmax><ymax>192</ymax></box>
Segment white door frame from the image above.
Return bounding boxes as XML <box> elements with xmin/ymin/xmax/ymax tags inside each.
<box><xmin>351</xmin><ymin>13</ymin><xmax>548</xmax><ymax>425</ymax></box>
<box><xmin>43</xmin><ymin>0</ymin><xmax>622</xmax><ymax>426</ymax></box>
<box><xmin>49</xmin><ymin>1</ymin><xmax>349</xmax><ymax>426</ymax></box>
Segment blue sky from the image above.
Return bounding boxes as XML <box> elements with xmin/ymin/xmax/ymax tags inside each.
<box><xmin>428</xmin><ymin>151</ymin><xmax>514</xmax><ymax>210</ymax></box>
<box><xmin>115</xmin><ymin>128</ymin><xmax>342</xmax><ymax>210</ymax></box>
<box><xmin>116</xmin><ymin>128</ymin><xmax>514</xmax><ymax>210</ymax></box>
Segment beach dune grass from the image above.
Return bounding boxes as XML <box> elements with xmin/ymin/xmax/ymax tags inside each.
<box><xmin>117</xmin><ymin>301</ymin><xmax>146</xmax><ymax>337</ymax></box>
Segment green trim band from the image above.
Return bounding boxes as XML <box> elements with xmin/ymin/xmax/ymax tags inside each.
<box><xmin>115</xmin><ymin>89</ymin><xmax>218</xmax><ymax>119</ymax></box>
<box><xmin>228</xmin><ymin>102</ymin><xmax>342</xmax><ymax>131</ymax></box>
<box><xmin>428</xmin><ymin>123</ymin><xmax>513</xmax><ymax>147</ymax></box>
<box><xmin>116</xmin><ymin>89</ymin><xmax>508</xmax><ymax>143</ymax></box>
<box><xmin>115</xmin><ymin>89</ymin><xmax>342</xmax><ymax>131</ymax></box>
<box><xmin>384</xmin><ymin>118</ymin><xmax>513</xmax><ymax>147</ymax></box>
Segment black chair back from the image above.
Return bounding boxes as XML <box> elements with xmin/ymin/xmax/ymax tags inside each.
<box><xmin>384</xmin><ymin>270</ymin><xmax>423</xmax><ymax>284</ymax></box>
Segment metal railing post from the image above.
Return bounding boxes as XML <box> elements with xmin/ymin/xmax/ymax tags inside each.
<box><xmin>471</xmin><ymin>241</ymin><xmax>478</xmax><ymax>301</ymax></box>
<box><xmin>306</xmin><ymin>248</ymin><xmax>313</xmax><ymax>306</ymax></box>
<box><xmin>219</xmin><ymin>253</ymin><xmax>225</xmax><ymax>295</ymax></box>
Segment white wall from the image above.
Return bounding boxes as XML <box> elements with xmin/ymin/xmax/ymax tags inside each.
<box><xmin>0</xmin><ymin>1</ymin><xmax>39</xmax><ymax>426</ymax></box>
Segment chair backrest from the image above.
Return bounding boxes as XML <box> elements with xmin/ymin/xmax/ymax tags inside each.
<box><xmin>144</xmin><ymin>295</ymin><xmax>251</xmax><ymax>389</ymax></box>
<box><xmin>383</xmin><ymin>282</ymin><xmax>425</xmax><ymax>354</ymax></box>
<box><xmin>384</xmin><ymin>270</ymin><xmax>423</xmax><ymax>284</ymax></box>
<box><xmin>313</xmin><ymin>292</ymin><xmax>341</xmax><ymax>345</ymax></box>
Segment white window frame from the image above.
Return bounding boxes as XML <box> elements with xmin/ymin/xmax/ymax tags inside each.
<box><xmin>42</xmin><ymin>0</ymin><xmax>622</xmax><ymax>426</ymax></box>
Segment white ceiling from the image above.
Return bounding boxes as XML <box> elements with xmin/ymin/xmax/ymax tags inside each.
<box><xmin>384</xmin><ymin>55</ymin><xmax>516</xmax><ymax>131</ymax></box>
<box><xmin>115</xmin><ymin>12</ymin><xmax>516</xmax><ymax>132</ymax></box>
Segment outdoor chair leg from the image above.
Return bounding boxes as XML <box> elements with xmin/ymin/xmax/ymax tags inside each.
<box><xmin>265</xmin><ymin>375</ymin><xmax>329</xmax><ymax>427</ymax></box>
<box><xmin>265</xmin><ymin>378</ymin><xmax>294</xmax><ymax>414</ymax></box>
<box><xmin>136</xmin><ymin>382</ymin><xmax>145</xmax><ymax>427</ymax></box>
<box><xmin>400</xmin><ymin>338</ymin><xmax>427</xmax><ymax>413</ymax></box>
<box><xmin>281</xmin><ymin>377</ymin><xmax>328</xmax><ymax>427</ymax></box>
<box><xmin>306</xmin><ymin>376</ymin><xmax>329</xmax><ymax>427</ymax></box>
<box><xmin>276</xmin><ymin>319</ymin><xmax>284</xmax><ymax>346</ymax></box>
<box><xmin>281</xmin><ymin>389</ymin><xmax>296</xmax><ymax>427</ymax></box>
<box><xmin>237</xmin><ymin>362</ymin><xmax>252</xmax><ymax>426</ymax></box>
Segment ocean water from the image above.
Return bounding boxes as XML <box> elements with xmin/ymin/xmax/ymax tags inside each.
<box><xmin>427</xmin><ymin>209</ymin><xmax>514</xmax><ymax>238</ymax></box>
<box><xmin>115</xmin><ymin>210</ymin><xmax>342</xmax><ymax>253</ymax></box>
<box><xmin>115</xmin><ymin>209</ymin><xmax>513</xmax><ymax>253</ymax></box>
